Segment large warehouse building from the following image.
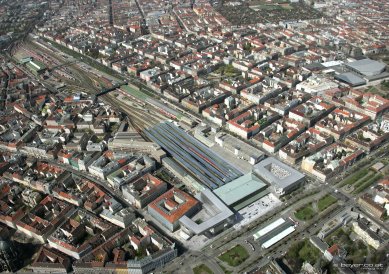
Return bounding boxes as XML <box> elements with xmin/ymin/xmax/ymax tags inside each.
<box><xmin>145</xmin><ymin>122</ymin><xmax>242</xmax><ymax>189</ymax></box>
<box><xmin>335</xmin><ymin>72</ymin><xmax>366</xmax><ymax>87</ymax></box>
<box><xmin>345</xmin><ymin>58</ymin><xmax>386</xmax><ymax>77</ymax></box>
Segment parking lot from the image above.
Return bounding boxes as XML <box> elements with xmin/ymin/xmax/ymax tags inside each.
<box><xmin>234</xmin><ymin>193</ymin><xmax>282</xmax><ymax>230</ymax></box>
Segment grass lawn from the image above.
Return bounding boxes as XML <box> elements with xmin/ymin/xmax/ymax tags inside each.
<box><xmin>294</xmin><ymin>205</ymin><xmax>315</xmax><ymax>221</ymax></box>
<box><xmin>73</xmin><ymin>214</ymin><xmax>82</xmax><ymax>222</ymax></box>
<box><xmin>193</xmin><ymin>264</ymin><xmax>213</xmax><ymax>274</ymax></box>
<box><xmin>298</xmin><ymin>240</ymin><xmax>320</xmax><ymax>264</ymax></box>
<box><xmin>218</xmin><ymin>245</ymin><xmax>249</xmax><ymax>267</ymax></box>
<box><xmin>352</xmin><ymin>171</ymin><xmax>376</xmax><ymax>189</ymax></box>
<box><xmin>216</xmin><ymin>64</ymin><xmax>240</xmax><ymax>77</ymax></box>
<box><xmin>121</xmin><ymin>84</ymin><xmax>149</xmax><ymax>100</ymax></box>
<box><xmin>339</xmin><ymin>168</ymin><xmax>369</xmax><ymax>187</ymax></box>
<box><xmin>285</xmin><ymin>239</ymin><xmax>321</xmax><ymax>273</ymax></box>
<box><xmin>317</xmin><ymin>195</ymin><xmax>337</xmax><ymax>212</ymax></box>
<box><xmin>353</xmin><ymin>173</ymin><xmax>383</xmax><ymax>194</ymax></box>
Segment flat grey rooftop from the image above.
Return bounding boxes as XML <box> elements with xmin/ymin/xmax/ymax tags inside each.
<box><xmin>179</xmin><ymin>188</ymin><xmax>234</xmax><ymax>235</ymax></box>
<box><xmin>346</xmin><ymin>59</ymin><xmax>386</xmax><ymax>77</ymax></box>
<box><xmin>213</xmin><ymin>172</ymin><xmax>268</xmax><ymax>207</ymax></box>
<box><xmin>253</xmin><ymin>157</ymin><xmax>305</xmax><ymax>189</ymax></box>
<box><xmin>335</xmin><ymin>72</ymin><xmax>366</xmax><ymax>86</ymax></box>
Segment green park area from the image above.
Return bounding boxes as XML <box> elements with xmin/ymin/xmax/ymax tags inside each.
<box><xmin>339</xmin><ymin>167</ymin><xmax>383</xmax><ymax>194</ymax></box>
<box><xmin>294</xmin><ymin>205</ymin><xmax>315</xmax><ymax>221</ymax></box>
<box><xmin>352</xmin><ymin>173</ymin><xmax>383</xmax><ymax>194</ymax></box>
<box><xmin>295</xmin><ymin>194</ymin><xmax>338</xmax><ymax>221</ymax></box>
<box><xmin>318</xmin><ymin>195</ymin><xmax>337</xmax><ymax>212</ymax></box>
<box><xmin>215</xmin><ymin>64</ymin><xmax>241</xmax><ymax>77</ymax></box>
<box><xmin>339</xmin><ymin>168</ymin><xmax>369</xmax><ymax>187</ymax></box>
<box><xmin>218</xmin><ymin>245</ymin><xmax>249</xmax><ymax>267</ymax></box>
<box><xmin>285</xmin><ymin>239</ymin><xmax>321</xmax><ymax>273</ymax></box>
<box><xmin>193</xmin><ymin>264</ymin><xmax>213</xmax><ymax>274</ymax></box>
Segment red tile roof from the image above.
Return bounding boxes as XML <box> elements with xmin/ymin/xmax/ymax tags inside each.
<box><xmin>148</xmin><ymin>188</ymin><xmax>199</xmax><ymax>224</ymax></box>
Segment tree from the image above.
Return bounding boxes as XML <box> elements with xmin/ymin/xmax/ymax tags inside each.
<box><xmin>243</xmin><ymin>43</ymin><xmax>253</xmax><ymax>51</ymax></box>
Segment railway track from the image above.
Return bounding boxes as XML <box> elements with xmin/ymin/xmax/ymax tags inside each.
<box><xmin>101</xmin><ymin>94</ymin><xmax>163</xmax><ymax>140</ymax></box>
<box><xmin>20</xmin><ymin>41</ymin><xmax>101</xmax><ymax>93</ymax></box>
<box><xmin>104</xmin><ymin>95</ymin><xmax>161</xmax><ymax>126</ymax></box>
<box><xmin>18</xmin><ymin>39</ymin><xmax>165</xmax><ymax>139</ymax></box>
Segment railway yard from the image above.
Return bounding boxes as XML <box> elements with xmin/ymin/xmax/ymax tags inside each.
<box><xmin>0</xmin><ymin>0</ymin><xmax>389</xmax><ymax>273</ymax></box>
<box><xmin>11</xmin><ymin>38</ymin><xmax>168</xmax><ymax>133</ymax></box>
